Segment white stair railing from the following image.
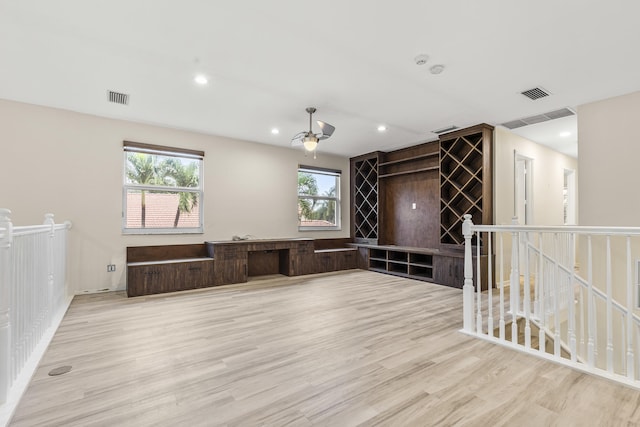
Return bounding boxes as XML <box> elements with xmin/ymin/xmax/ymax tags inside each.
<box><xmin>462</xmin><ymin>214</ymin><xmax>640</xmax><ymax>389</ymax></box>
<box><xmin>0</xmin><ymin>209</ymin><xmax>72</xmax><ymax>426</ymax></box>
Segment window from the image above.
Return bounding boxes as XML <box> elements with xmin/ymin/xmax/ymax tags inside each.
<box><xmin>123</xmin><ymin>141</ymin><xmax>204</xmax><ymax>234</ymax></box>
<box><xmin>297</xmin><ymin>165</ymin><xmax>340</xmax><ymax>230</ymax></box>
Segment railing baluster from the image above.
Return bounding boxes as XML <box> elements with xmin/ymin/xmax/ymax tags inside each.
<box><xmin>476</xmin><ymin>230</ymin><xmax>482</xmax><ymax>335</ymax></box>
<box><xmin>587</xmin><ymin>235</ymin><xmax>595</xmax><ymax>368</ymax></box>
<box><xmin>499</xmin><ymin>232</ymin><xmax>505</xmax><ymax>340</ymax></box>
<box><xmin>488</xmin><ymin>231</ymin><xmax>494</xmax><ymax>337</ymax></box>
<box><xmin>538</xmin><ymin>231</ymin><xmax>545</xmax><ymax>355</ymax></box>
<box><xmin>606</xmin><ymin>235</ymin><xmax>614</xmax><ymax>373</ymax></box>
<box><xmin>511</xmin><ymin>218</ymin><xmax>519</xmax><ymax>345</ymax></box>
<box><xmin>554</xmin><ymin>233</ymin><xmax>561</xmax><ymax>357</ymax></box>
<box><xmin>534</xmin><ymin>236</ymin><xmax>539</xmax><ymax>319</ymax></box>
<box><xmin>626</xmin><ymin>235</ymin><xmax>634</xmax><ymax>380</ymax></box>
<box><xmin>568</xmin><ymin>232</ymin><xmax>577</xmax><ymax>362</ymax></box>
<box><xmin>579</xmin><ymin>280</ymin><xmax>585</xmax><ymax>358</ymax></box>
<box><xmin>523</xmin><ymin>230</ymin><xmax>531</xmax><ymax>349</ymax></box>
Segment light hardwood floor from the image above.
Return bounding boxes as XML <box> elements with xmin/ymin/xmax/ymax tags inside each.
<box><xmin>10</xmin><ymin>270</ymin><xmax>640</xmax><ymax>426</ymax></box>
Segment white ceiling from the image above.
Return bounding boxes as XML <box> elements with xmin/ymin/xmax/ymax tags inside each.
<box><xmin>1</xmin><ymin>1</ymin><xmax>639</xmax><ymax>158</ymax></box>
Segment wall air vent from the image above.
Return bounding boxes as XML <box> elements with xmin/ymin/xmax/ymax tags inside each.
<box><xmin>432</xmin><ymin>125</ymin><xmax>459</xmax><ymax>135</ymax></box>
<box><xmin>501</xmin><ymin>107</ymin><xmax>575</xmax><ymax>130</ymax></box>
<box><xmin>108</xmin><ymin>90</ymin><xmax>129</xmax><ymax>105</ymax></box>
<box><xmin>521</xmin><ymin>87</ymin><xmax>550</xmax><ymax>100</ymax></box>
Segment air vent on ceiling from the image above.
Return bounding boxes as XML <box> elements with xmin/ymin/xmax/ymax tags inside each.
<box><xmin>108</xmin><ymin>90</ymin><xmax>129</xmax><ymax>105</ymax></box>
<box><xmin>501</xmin><ymin>107</ymin><xmax>575</xmax><ymax>130</ymax></box>
<box><xmin>521</xmin><ymin>87</ymin><xmax>550</xmax><ymax>100</ymax></box>
<box><xmin>432</xmin><ymin>125</ymin><xmax>459</xmax><ymax>135</ymax></box>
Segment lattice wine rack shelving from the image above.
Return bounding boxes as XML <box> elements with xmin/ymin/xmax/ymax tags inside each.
<box><xmin>352</xmin><ymin>154</ymin><xmax>379</xmax><ymax>243</ymax></box>
<box><xmin>439</xmin><ymin>125</ymin><xmax>493</xmax><ymax>247</ymax></box>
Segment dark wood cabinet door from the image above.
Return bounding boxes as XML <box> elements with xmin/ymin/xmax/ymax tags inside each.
<box><xmin>434</xmin><ymin>255</ymin><xmax>464</xmax><ymax>289</ymax></box>
<box><xmin>315</xmin><ymin>252</ymin><xmax>337</xmax><ymax>273</ymax></box>
<box><xmin>356</xmin><ymin>247</ymin><xmax>369</xmax><ymax>270</ymax></box>
<box><xmin>291</xmin><ymin>254</ymin><xmax>315</xmax><ymax>276</ymax></box>
<box><xmin>287</xmin><ymin>241</ymin><xmax>314</xmax><ymax>276</ymax></box>
<box><xmin>336</xmin><ymin>250</ymin><xmax>357</xmax><ymax>270</ymax></box>
<box><xmin>127</xmin><ymin>264</ymin><xmax>177</xmax><ymax>297</ymax></box>
<box><xmin>213</xmin><ymin>245</ymin><xmax>248</xmax><ymax>285</ymax></box>
<box><xmin>175</xmin><ymin>260</ymin><xmax>214</xmax><ymax>290</ymax></box>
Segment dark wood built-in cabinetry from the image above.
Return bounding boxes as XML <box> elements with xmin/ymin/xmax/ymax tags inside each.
<box><xmin>350</xmin><ymin>123</ymin><xmax>494</xmax><ymax>288</ymax></box>
<box><xmin>127</xmin><ymin>238</ymin><xmax>359</xmax><ymax>297</ymax></box>
<box><xmin>126</xmin><ymin>244</ymin><xmax>214</xmax><ymax>297</ymax></box>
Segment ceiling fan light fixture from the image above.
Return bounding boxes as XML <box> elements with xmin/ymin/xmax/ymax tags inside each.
<box><xmin>303</xmin><ymin>135</ymin><xmax>318</xmax><ymax>151</ymax></box>
<box><xmin>291</xmin><ymin>107</ymin><xmax>334</xmax><ymax>154</ymax></box>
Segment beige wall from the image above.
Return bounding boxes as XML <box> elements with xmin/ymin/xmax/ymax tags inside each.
<box><xmin>577</xmin><ymin>90</ymin><xmax>640</xmax><ymax>304</ymax></box>
<box><xmin>578</xmin><ymin>90</ymin><xmax>640</xmax><ymax>226</ymax></box>
<box><xmin>576</xmin><ymin>91</ymin><xmax>640</xmax><ymax>369</ymax></box>
<box><xmin>494</xmin><ymin>126</ymin><xmax>578</xmax><ymax>226</ymax></box>
<box><xmin>0</xmin><ymin>99</ymin><xmax>350</xmax><ymax>293</ymax></box>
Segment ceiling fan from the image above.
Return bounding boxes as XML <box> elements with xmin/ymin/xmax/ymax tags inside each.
<box><xmin>291</xmin><ymin>107</ymin><xmax>335</xmax><ymax>156</ymax></box>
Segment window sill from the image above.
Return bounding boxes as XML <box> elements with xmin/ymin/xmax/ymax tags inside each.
<box><xmin>122</xmin><ymin>227</ymin><xmax>204</xmax><ymax>235</ymax></box>
<box><xmin>298</xmin><ymin>226</ymin><xmax>342</xmax><ymax>232</ymax></box>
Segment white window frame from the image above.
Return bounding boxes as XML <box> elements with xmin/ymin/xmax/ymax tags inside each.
<box><xmin>122</xmin><ymin>141</ymin><xmax>204</xmax><ymax>234</ymax></box>
<box><xmin>297</xmin><ymin>165</ymin><xmax>341</xmax><ymax>231</ymax></box>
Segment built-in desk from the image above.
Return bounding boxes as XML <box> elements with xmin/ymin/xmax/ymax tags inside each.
<box><xmin>206</xmin><ymin>238</ymin><xmax>316</xmax><ymax>285</ymax></box>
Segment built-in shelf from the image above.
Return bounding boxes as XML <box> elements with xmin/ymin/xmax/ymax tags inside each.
<box><xmin>366</xmin><ymin>246</ymin><xmax>434</xmax><ymax>282</ymax></box>
<box><xmin>378</xmin><ymin>149</ymin><xmax>440</xmax><ymax>179</ymax></box>
<box><xmin>378</xmin><ymin>152</ymin><xmax>439</xmax><ymax>167</ymax></box>
<box><xmin>379</xmin><ymin>166</ymin><xmax>439</xmax><ymax>179</ymax></box>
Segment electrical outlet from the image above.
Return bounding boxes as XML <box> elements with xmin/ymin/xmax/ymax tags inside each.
<box><xmin>412</xmin><ymin>203</ymin><xmax>417</xmax><ymax>210</ymax></box>
<box><xmin>107</xmin><ymin>264</ymin><xmax>116</xmax><ymax>272</ymax></box>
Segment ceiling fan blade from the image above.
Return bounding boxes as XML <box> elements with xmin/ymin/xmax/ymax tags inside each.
<box><xmin>316</xmin><ymin>120</ymin><xmax>335</xmax><ymax>139</ymax></box>
<box><xmin>291</xmin><ymin>131</ymin><xmax>307</xmax><ymax>146</ymax></box>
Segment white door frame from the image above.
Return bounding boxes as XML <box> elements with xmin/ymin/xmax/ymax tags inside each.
<box><xmin>564</xmin><ymin>168</ymin><xmax>576</xmax><ymax>225</ymax></box>
<box><xmin>514</xmin><ymin>151</ymin><xmax>533</xmax><ymax>225</ymax></box>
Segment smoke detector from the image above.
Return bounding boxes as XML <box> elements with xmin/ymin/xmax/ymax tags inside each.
<box><xmin>414</xmin><ymin>54</ymin><xmax>429</xmax><ymax>65</ymax></box>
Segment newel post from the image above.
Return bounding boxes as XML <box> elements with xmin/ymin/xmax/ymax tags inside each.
<box><xmin>0</xmin><ymin>208</ymin><xmax>13</xmax><ymax>403</ymax></box>
<box><xmin>462</xmin><ymin>214</ymin><xmax>475</xmax><ymax>332</ymax></box>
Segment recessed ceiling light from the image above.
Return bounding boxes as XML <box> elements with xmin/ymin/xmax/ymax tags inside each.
<box><xmin>271</xmin><ymin>128</ymin><xmax>280</xmax><ymax>135</ymax></box>
<box><xmin>559</xmin><ymin>131</ymin><xmax>571</xmax><ymax>137</ymax></box>
<box><xmin>377</xmin><ymin>125</ymin><xmax>387</xmax><ymax>132</ymax></box>
<box><xmin>430</xmin><ymin>64</ymin><xmax>445</xmax><ymax>75</ymax></box>
<box><xmin>194</xmin><ymin>74</ymin><xmax>208</xmax><ymax>85</ymax></box>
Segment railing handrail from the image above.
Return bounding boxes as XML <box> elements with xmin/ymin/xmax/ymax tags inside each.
<box><xmin>4</xmin><ymin>223</ymin><xmax>70</xmax><ymax>236</ymax></box>
<box><xmin>471</xmin><ymin>224</ymin><xmax>640</xmax><ymax>236</ymax></box>
<box><xmin>525</xmin><ymin>239</ymin><xmax>640</xmax><ymax>327</ymax></box>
